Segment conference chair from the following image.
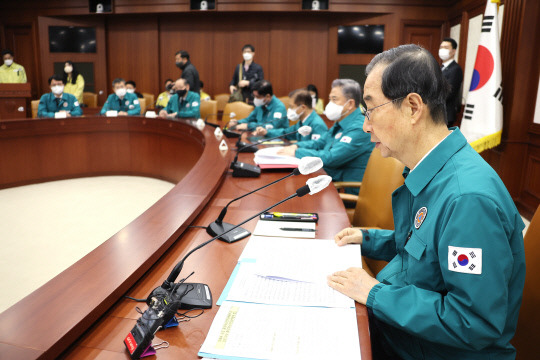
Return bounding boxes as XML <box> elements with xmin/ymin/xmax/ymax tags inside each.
<box><xmin>82</xmin><ymin>92</ymin><xmax>98</xmax><ymax>108</ymax></box>
<box><xmin>512</xmin><ymin>205</ymin><xmax>540</xmax><ymax>359</ymax></box>
<box><xmin>215</xmin><ymin>93</ymin><xmax>229</xmax><ymax>113</ymax></box>
<box><xmin>138</xmin><ymin>98</ymin><xmax>147</xmax><ymax>115</ymax></box>
<box><xmin>200</xmin><ymin>100</ymin><xmax>218</xmax><ymax>124</ymax></box>
<box><xmin>278</xmin><ymin>96</ymin><xmax>289</xmax><ymax>107</ymax></box>
<box><xmin>334</xmin><ymin>147</ymin><xmax>405</xmax><ymax>276</ymax></box>
<box><xmin>222</xmin><ymin>101</ymin><xmax>254</xmax><ymax>123</ymax></box>
<box><xmin>31</xmin><ymin>100</ymin><xmax>40</xmax><ymax>118</ymax></box>
<box><xmin>142</xmin><ymin>93</ymin><xmax>155</xmax><ymax>111</ymax></box>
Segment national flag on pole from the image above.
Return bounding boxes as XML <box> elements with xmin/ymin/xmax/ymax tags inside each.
<box><xmin>461</xmin><ymin>0</ymin><xmax>503</xmax><ymax>153</ymax></box>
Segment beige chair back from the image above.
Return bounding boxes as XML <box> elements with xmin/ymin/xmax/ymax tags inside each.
<box><xmin>142</xmin><ymin>93</ymin><xmax>155</xmax><ymax>110</ymax></box>
<box><xmin>513</xmin><ymin>205</ymin><xmax>540</xmax><ymax>359</ymax></box>
<box><xmin>138</xmin><ymin>98</ymin><xmax>147</xmax><ymax>114</ymax></box>
<box><xmin>31</xmin><ymin>100</ymin><xmax>40</xmax><ymax>118</ymax></box>
<box><xmin>215</xmin><ymin>93</ymin><xmax>230</xmax><ymax>112</ymax></box>
<box><xmin>200</xmin><ymin>100</ymin><xmax>218</xmax><ymax>124</ymax></box>
<box><xmin>82</xmin><ymin>92</ymin><xmax>98</xmax><ymax>107</ymax></box>
<box><xmin>222</xmin><ymin>101</ymin><xmax>254</xmax><ymax>123</ymax></box>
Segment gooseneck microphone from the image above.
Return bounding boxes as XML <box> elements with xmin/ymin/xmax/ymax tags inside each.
<box><xmin>124</xmin><ymin>175</ymin><xmax>332</xmax><ymax>359</ymax></box>
<box><xmin>231</xmin><ymin>125</ymin><xmax>312</xmax><ymax>178</ymax></box>
<box><xmin>207</xmin><ymin>156</ymin><xmax>323</xmax><ymax>243</ymax></box>
<box><xmin>203</xmin><ymin>113</ymin><xmax>220</xmax><ymax>128</ymax></box>
<box><xmin>235</xmin><ymin>117</ymin><xmax>284</xmax><ymax>152</ymax></box>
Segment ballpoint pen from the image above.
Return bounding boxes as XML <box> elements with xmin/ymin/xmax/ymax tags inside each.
<box><xmin>279</xmin><ymin>227</ymin><xmax>316</xmax><ymax>232</ymax></box>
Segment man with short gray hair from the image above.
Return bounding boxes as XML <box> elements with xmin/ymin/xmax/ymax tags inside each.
<box><xmin>279</xmin><ymin>79</ymin><xmax>374</xmax><ymax>194</ymax></box>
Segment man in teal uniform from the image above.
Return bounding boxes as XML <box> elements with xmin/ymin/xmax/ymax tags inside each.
<box><xmin>279</xmin><ymin>79</ymin><xmax>374</xmax><ymax>195</ymax></box>
<box><xmin>100</xmin><ymin>78</ymin><xmax>141</xmax><ymax>116</ymax></box>
<box><xmin>38</xmin><ymin>74</ymin><xmax>82</xmax><ymax>118</ymax></box>
<box><xmin>252</xmin><ymin>88</ymin><xmax>327</xmax><ymax>142</ymax></box>
<box><xmin>159</xmin><ymin>78</ymin><xmax>200</xmax><ymax>119</ymax></box>
<box><xmin>327</xmin><ymin>44</ymin><xmax>525</xmax><ymax>360</ymax></box>
<box><xmin>228</xmin><ymin>80</ymin><xmax>287</xmax><ymax>131</ymax></box>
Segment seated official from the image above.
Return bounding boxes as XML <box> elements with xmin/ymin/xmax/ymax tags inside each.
<box><xmin>100</xmin><ymin>78</ymin><xmax>141</xmax><ymax>116</ymax></box>
<box><xmin>279</xmin><ymin>79</ymin><xmax>374</xmax><ymax>194</ymax></box>
<box><xmin>228</xmin><ymin>80</ymin><xmax>287</xmax><ymax>131</ymax></box>
<box><xmin>155</xmin><ymin>78</ymin><xmax>174</xmax><ymax>111</ymax></box>
<box><xmin>158</xmin><ymin>78</ymin><xmax>200</xmax><ymax>119</ymax></box>
<box><xmin>62</xmin><ymin>61</ymin><xmax>85</xmax><ymax>104</ymax></box>
<box><xmin>327</xmin><ymin>44</ymin><xmax>525</xmax><ymax>360</ymax></box>
<box><xmin>0</xmin><ymin>49</ymin><xmax>27</xmax><ymax>83</ymax></box>
<box><xmin>126</xmin><ymin>80</ymin><xmax>144</xmax><ymax>99</ymax></box>
<box><xmin>252</xmin><ymin>88</ymin><xmax>327</xmax><ymax>142</ymax></box>
<box><xmin>37</xmin><ymin>74</ymin><xmax>82</xmax><ymax>118</ymax></box>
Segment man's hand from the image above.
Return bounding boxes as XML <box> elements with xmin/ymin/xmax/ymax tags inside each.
<box><xmin>158</xmin><ymin>109</ymin><xmax>168</xmax><ymax>118</ymax></box>
<box><xmin>252</xmin><ymin>126</ymin><xmax>267</xmax><ymax>137</ymax></box>
<box><xmin>229</xmin><ymin>85</ymin><xmax>237</xmax><ymax>94</ymax></box>
<box><xmin>167</xmin><ymin>112</ymin><xmax>177</xmax><ymax>119</ymax></box>
<box><xmin>118</xmin><ymin>111</ymin><xmax>128</xmax><ymax>116</ymax></box>
<box><xmin>238</xmin><ymin>80</ymin><xmax>250</xmax><ymax>88</ymax></box>
<box><xmin>277</xmin><ymin>145</ymin><xmax>297</xmax><ymax>156</ymax></box>
<box><xmin>235</xmin><ymin>123</ymin><xmax>248</xmax><ymax>130</ymax></box>
<box><xmin>228</xmin><ymin>119</ymin><xmax>238</xmax><ymax>127</ymax></box>
<box><xmin>334</xmin><ymin>228</ymin><xmax>363</xmax><ymax>246</ymax></box>
<box><xmin>327</xmin><ymin>267</ymin><xmax>380</xmax><ymax>304</ymax></box>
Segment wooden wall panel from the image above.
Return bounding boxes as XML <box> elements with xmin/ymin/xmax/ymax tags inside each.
<box><xmin>401</xmin><ymin>21</ymin><xmax>443</xmax><ymax>59</ymax></box>
<box><xmin>106</xmin><ymin>16</ymin><xmax>160</xmax><ymax>97</ymax></box>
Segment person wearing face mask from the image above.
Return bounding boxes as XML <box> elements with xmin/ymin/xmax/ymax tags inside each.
<box><xmin>100</xmin><ymin>78</ymin><xmax>141</xmax><ymax>116</ymax></box>
<box><xmin>229</xmin><ymin>44</ymin><xmax>264</xmax><ymax>105</ymax></box>
<box><xmin>37</xmin><ymin>74</ymin><xmax>82</xmax><ymax>118</ymax></box>
<box><xmin>228</xmin><ymin>80</ymin><xmax>287</xmax><ymax>132</ymax></box>
<box><xmin>252</xmin><ymin>88</ymin><xmax>327</xmax><ymax>142</ymax></box>
<box><xmin>175</xmin><ymin>50</ymin><xmax>200</xmax><ymax>94</ymax></box>
<box><xmin>158</xmin><ymin>78</ymin><xmax>200</xmax><ymax>119</ymax></box>
<box><xmin>439</xmin><ymin>38</ymin><xmax>463</xmax><ymax>127</ymax></box>
<box><xmin>62</xmin><ymin>61</ymin><xmax>85</xmax><ymax>104</ymax></box>
<box><xmin>307</xmin><ymin>84</ymin><xmax>325</xmax><ymax>115</ymax></box>
<box><xmin>0</xmin><ymin>49</ymin><xmax>27</xmax><ymax>83</ymax></box>
<box><xmin>125</xmin><ymin>80</ymin><xmax>144</xmax><ymax>99</ymax></box>
<box><xmin>279</xmin><ymin>79</ymin><xmax>374</xmax><ymax>195</ymax></box>
<box><xmin>155</xmin><ymin>78</ymin><xmax>174</xmax><ymax>111</ymax></box>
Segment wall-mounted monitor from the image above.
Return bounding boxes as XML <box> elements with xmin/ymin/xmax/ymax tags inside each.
<box><xmin>338</xmin><ymin>25</ymin><xmax>384</xmax><ymax>54</ymax></box>
<box><xmin>49</xmin><ymin>26</ymin><xmax>97</xmax><ymax>53</ymax></box>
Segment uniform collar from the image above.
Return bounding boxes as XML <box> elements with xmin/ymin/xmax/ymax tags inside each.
<box><xmin>336</xmin><ymin>108</ymin><xmax>363</xmax><ymax>131</ymax></box>
<box><xmin>404</xmin><ymin>127</ymin><xmax>467</xmax><ymax>196</ymax></box>
<box><xmin>265</xmin><ymin>95</ymin><xmax>277</xmax><ymax>110</ymax></box>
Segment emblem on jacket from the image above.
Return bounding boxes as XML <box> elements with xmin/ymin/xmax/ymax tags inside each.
<box><xmin>414</xmin><ymin>207</ymin><xmax>427</xmax><ymax>229</ymax></box>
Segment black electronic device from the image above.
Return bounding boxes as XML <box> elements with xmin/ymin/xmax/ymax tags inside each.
<box><xmin>173</xmin><ymin>283</ymin><xmax>212</xmax><ymax>309</ymax></box>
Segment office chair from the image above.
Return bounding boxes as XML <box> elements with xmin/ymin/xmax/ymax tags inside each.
<box><xmin>222</xmin><ymin>101</ymin><xmax>254</xmax><ymax>123</ymax></box>
<box><xmin>31</xmin><ymin>100</ymin><xmax>40</xmax><ymax>118</ymax></box>
<box><xmin>142</xmin><ymin>93</ymin><xmax>155</xmax><ymax>110</ymax></box>
<box><xmin>214</xmin><ymin>93</ymin><xmax>230</xmax><ymax>112</ymax></box>
<box><xmin>138</xmin><ymin>98</ymin><xmax>147</xmax><ymax>115</ymax></box>
<box><xmin>200</xmin><ymin>100</ymin><xmax>218</xmax><ymax>124</ymax></box>
<box><xmin>82</xmin><ymin>92</ymin><xmax>98</xmax><ymax>107</ymax></box>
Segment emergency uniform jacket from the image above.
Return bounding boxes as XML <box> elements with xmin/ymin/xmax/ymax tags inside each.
<box><xmin>165</xmin><ymin>91</ymin><xmax>201</xmax><ymax>119</ymax></box>
<box><xmin>37</xmin><ymin>92</ymin><xmax>82</xmax><ymax>118</ymax></box>
<box><xmin>238</xmin><ymin>95</ymin><xmax>287</xmax><ymax>131</ymax></box>
<box><xmin>265</xmin><ymin>110</ymin><xmax>328</xmax><ymax>143</ymax></box>
<box><xmin>100</xmin><ymin>92</ymin><xmax>141</xmax><ymax>116</ymax></box>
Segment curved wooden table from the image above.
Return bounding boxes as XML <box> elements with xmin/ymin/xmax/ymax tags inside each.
<box><xmin>0</xmin><ymin>116</ymin><xmax>372</xmax><ymax>359</ymax></box>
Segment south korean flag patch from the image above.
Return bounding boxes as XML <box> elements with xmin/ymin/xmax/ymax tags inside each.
<box><xmin>448</xmin><ymin>246</ymin><xmax>482</xmax><ymax>275</ymax></box>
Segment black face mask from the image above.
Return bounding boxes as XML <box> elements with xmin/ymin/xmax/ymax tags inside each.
<box><xmin>176</xmin><ymin>61</ymin><xmax>187</xmax><ymax>70</ymax></box>
<box><xmin>176</xmin><ymin>89</ymin><xmax>187</xmax><ymax>97</ymax></box>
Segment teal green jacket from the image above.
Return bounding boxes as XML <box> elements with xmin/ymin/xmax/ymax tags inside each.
<box><xmin>266</xmin><ymin>110</ymin><xmax>328</xmax><ymax>142</ymax></box>
<box><xmin>295</xmin><ymin>108</ymin><xmax>373</xmax><ymax>194</ymax></box>
<box><xmin>363</xmin><ymin>128</ymin><xmax>525</xmax><ymax>359</ymax></box>
<box><xmin>37</xmin><ymin>92</ymin><xmax>82</xmax><ymax>118</ymax></box>
<box><xmin>165</xmin><ymin>91</ymin><xmax>201</xmax><ymax>119</ymax></box>
<box><xmin>100</xmin><ymin>93</ymin><xmax>141</xmax><ymax>115</ymax></box>
<box><xmin>238</xmin><ymin>95</ymin><xmax>287</xmax><ymax>130</ymax></box>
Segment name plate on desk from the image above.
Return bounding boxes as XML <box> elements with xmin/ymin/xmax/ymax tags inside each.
<box><xmin>105</xmin><ymin>110</ymin><xmax>118</xmax><ymax>117</ymax></box>
<box><xmin>54</xmin><ymin>112</ymin><xmax>67</xmax><ymax>119</ymax></box>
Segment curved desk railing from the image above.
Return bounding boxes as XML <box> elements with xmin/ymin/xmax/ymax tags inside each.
<box><xmin>0</xmin><ymin>116</ymin><xmax>231</xmax><ymax>359</ymax></box>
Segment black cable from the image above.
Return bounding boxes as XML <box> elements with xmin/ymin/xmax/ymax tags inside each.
<box><xmin>125</xmin><ymin>296</ymin><xmax>147</xmax><ymax>302</ymax></box>
<box><xmin>188</xmin><ymin>225</ymin><xmax>208</xmax><ymax>229</ymax></box>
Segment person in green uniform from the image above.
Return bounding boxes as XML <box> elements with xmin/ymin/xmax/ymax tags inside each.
<box><xmin>0</xmin><ymin>49</ymin><xmax>27</xmax><ymax>83</ymax></box>
<box><xmin>252</xmin><ymin>88</ymin><xmax>327</xmax><ymax>142</ymax></box>
<box><xmin>62</xmin><ymin>61</ymin><xmax>85</xmax><ymax>104</ymax></box>
<box><xmin>327</xmin><ymin>44</ymin><xmax>526</xmax><ymax>360</ymax></box>
<box><xmin>158</xmin><ymin>78</ymin><xmax>200</xmax><ymax>119</ymax></box>
<box><xmin>155</xmin><ymin>78</ymin><xmax>174</xmax><ymax>111</ymax></box>
<box><xmin>228</xmin><ymin>80</ymin><xmax>287</xmax><ymax>131</ymax></box>
<box><xmin>37</xmin><ymin>74</ymin><xmax>82</xmax><ymax>118</ymax></box>
<box><xmin>100</xmin><ymin>78</ymin><xmax>141</xmax><ymax>116</ymax></box>
<box><xmin>279</xmin><ymin>79</ymin><xmax>374</xmax><ymax>195</ymax></box>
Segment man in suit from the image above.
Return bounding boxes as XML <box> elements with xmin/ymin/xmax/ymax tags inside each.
<box><xmin>439</xmin><ymin>38</ymin><xmax>463</xmax><ymax>127</ymax></box>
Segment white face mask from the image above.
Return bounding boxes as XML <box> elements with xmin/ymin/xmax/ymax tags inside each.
<box><xmin>4</xmin><ymin>59</ymin><xmax>13</xmax><ymax>66</ymax></box>
<box><xmin>115</xmin><ymin>88</ymin><xmax>127</xmax><ymax>97</ymax></box>
<box><xmin>51</xmin><ymin>85</ymin><xmax>64</xmax><ymax>95</ymax></box>
<box><xmin>287</xmin><ymin>107</ymin><xmax>304</xmax><ymax>122</ymax></box>
<box><xmin>312</xmin><ymin>97</ymin><xmax>317</xmax><ymax>108</ymax></box>
<box><xmin>126</xmin><ymin>88</ymin><xmax>135</xmax><ymax>94</ymax></box>
<box><xmin>64</xmin><ymin>66</ymin><xmax>73</xmax><ymax>73</ymax></box>
<box><xmin>243</xmin><ymin>52</ymin><xmax>253</xmax><ymax>61</ymax></box>
<box><xmin>253</xmin><ymin>97</ymin><xmax>266</xmax><ymax>107</ymax></box>
<box><xmin>438</xmin><ymin>48</ymin><xmax>451</xmax><ymax>61</ymax></box>
<box><xmin>324</xmin><ymin>101</ymin><xmax>345</xmax><ymax>121</ymax></box>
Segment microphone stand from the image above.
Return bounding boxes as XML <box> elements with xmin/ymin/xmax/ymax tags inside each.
<box><xmin>231</xmin><ymin>128</ymin><xmax>306</xmax><ymax>178</ymax></box>
<box><xmin>203</xmin><ymin>113</ymin><xmax>220</xmax><ymax>128</ymax></box>
<box><xmin>207</xmin><ymin>168</ymin><xmax>303</xmax><ymax>243</ymax></box>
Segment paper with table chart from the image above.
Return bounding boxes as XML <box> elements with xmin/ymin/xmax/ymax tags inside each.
<box><xmin>198</xmin><ymin>301</ymin><xmax>362</xmax><ymax>360</ymax></box>
<box><xmin>252</xmin><ymin>219</ymin><xmax>316</xmax><ymax>238</ymax></box>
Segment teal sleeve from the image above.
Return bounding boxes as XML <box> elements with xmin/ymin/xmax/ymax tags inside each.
<box><xmin>309</xmin><ymin>120</ymin><xmax>329</xmax><ymax>140</ymax></box>
<box><xmin>71</xmin><ymin>101</ymin><xmax>83</xmax><ymax>116</ymax></box>
<box><xmin>127</xmin><ymin>100</ymin><xmax>141</xmax><ymax>116</ymax></box>
<box><xmin>368</xmin><ymin>195</ymin><xmax>517</xmax><ymax>350</ymax></box>
<box><xmin>37</xmin><ymin>95</ymin><xmax>54</xmax><ymax>118</ymax></box>
<box><xmin>361</xmin><ymin>229</ymin><xmax>397</xmax><ymax>261</ymax></box>
<box><xmin>239</xmin><ymin>108</ymin><xmax>257</xmax><ymax>124</ymax></box>
<box><xmin>165</xmin><ymin>97</ymin><xmax>174</xmax><ymax>114</ymax></box>
<box><xmin>178</xmin><ymin>94</ymin><xmax>201</xmax><ymax>118</ymax></box>
<box><xmin>266</xmin><ymin>122</ymin><xmax>298</xmax><ymax>139</ymax></box>
<box><xmin>100</xmin><ymin>95</ymin><xmax>111</xmax><ymax>115</ymax></box>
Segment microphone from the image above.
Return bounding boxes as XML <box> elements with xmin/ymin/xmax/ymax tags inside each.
<box><xmin>231</xmin><ymin>125</ymin><xmax>312</xmax><ymax>178</ymax></box>
<box><xmin>203</xmin><ymin>113</ymin><xmax>220</xmax><ymax>128</ymax></box>
<box><xmin>207</xmin><ymin>156</ymin><xmax>323</xmax><ymax>243</ymax></box>
<box><xmin>235</xmin><ymin>117</ymin><xmax>285</xmax><ymax>151</ymax></box>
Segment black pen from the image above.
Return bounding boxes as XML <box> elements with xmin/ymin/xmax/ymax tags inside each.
<box><xmin>279</xmin><ymin>227</ymin><xmax>316</xmax><ymax>232</ymax></box>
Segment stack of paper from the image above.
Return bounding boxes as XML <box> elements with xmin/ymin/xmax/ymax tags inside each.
<box><xmin>254</xmin><ymin>146</ymin><xmax>300</xmax><ymax>168</ymax></box>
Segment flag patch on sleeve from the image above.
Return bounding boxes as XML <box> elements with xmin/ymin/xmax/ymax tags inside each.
<box><xmin>448</xmin><ymin>246</ymin><xmax>482</xmax><ymax>274</ymax></box>
<box><xmin>340</xmin><ymin>136</ymin><xmax>352</xmax><ymax>143</ymax></box>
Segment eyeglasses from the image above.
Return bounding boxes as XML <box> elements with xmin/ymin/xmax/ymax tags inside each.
<box><xmin>362</xmin><ymin>96</ymin><xmax>406</xmax><ymax>121</ymax></box>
